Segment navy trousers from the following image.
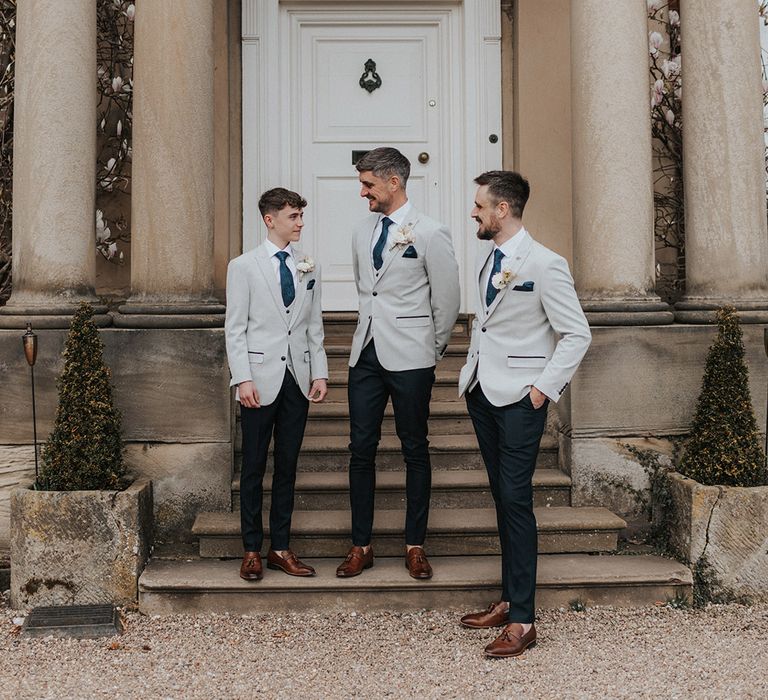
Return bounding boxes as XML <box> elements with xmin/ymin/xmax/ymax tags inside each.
<box><xmin>239</xmin><ymin>370</ymin><xmax>309</xmax><ymax>552</ymax></box>
<box><xmin>466</xmin><ymin>385</ymin><xmax>548</xmax><ymax>623</ymax></box>
<box><xmin>347</xmin><ymin>341</ymin><xmax>435</xmax><ymax>546</ymax></box>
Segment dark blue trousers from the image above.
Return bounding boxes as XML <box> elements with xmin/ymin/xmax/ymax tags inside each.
<box><xmin>466</xmin><ymin>385</ymin><xmax>548</xmax><ymax>623</ymax></box>
<box><xmin>239</xmin><ymin>370</ymin><xmax>309</xmax><ymax>552</ymax></box>
<box><xmin>347</xmin><ymin>341</ymin><xmax>435</xmax><ymax>546</ymax></box>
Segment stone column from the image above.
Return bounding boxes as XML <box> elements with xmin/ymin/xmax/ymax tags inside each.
<box><xmin>675</xmin><ymin>0</ymin><xmax>768</xmax><ymax>323</ymax></box>
<box><xmin>0</xmin><ymin>0</ymin><xmax>107</xmax><ymax>328</ymax></box>
<box><xmin>571</xmin><ymin>0</ymin><xmax>672</xmax><ymax>325</ymax></box>
<box><xmin>117</xmin><ymin>0</ymin><xmax>224</xmax><ymax>328</ymax></box>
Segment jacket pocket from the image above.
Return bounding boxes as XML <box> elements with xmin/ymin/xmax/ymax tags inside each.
<box><xmin>507</xmin><ymin>355</ymin><xmax>547</xmax><ymax>368</ymax></box>
<box><xmin>395</xmin><ymin>315</ymin><xmax>430</xmax><ymax>328</ymax></box>
<box><xmin>248</xmin><ymin>351</ymin><xmax>264</xmax><ymax>364</ymax></box>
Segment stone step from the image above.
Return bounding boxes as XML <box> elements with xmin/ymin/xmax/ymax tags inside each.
<box><xmin>138</xmin><ymin>554</ymin><xmax>693</xmax><ymax>615</ymax></box>
<box><xmin>232</xmin><ymin>468</ymin><xmax>571</xmax><ymax>510</ymax></box>
<box><xmin>234</xmin><ymin>430</ymin><xmax>560</xmax><ymax>471</ymax></box>
<box><xmin>192</xmin><ymin>506</ymin><xmax>625</xmax><ymax>558</ymax></box>
<box><xmin>324</xmin><ymin>370</ymin><xmax>461</xmax><ymax>401</ymax></box>
<box><xmin>324</xmin><ymin>343</ymin><xmax>469</xmax><ymax>372</ymax></box>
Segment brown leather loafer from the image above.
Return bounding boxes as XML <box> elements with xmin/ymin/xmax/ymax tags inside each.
<box><xmin>239</xmin><ymin>551</ymin><xmax>263</xmax><ymax>581</ymax></box>
<box><xmin>336</xmin><ymin>546</ymin><xmax>374</xmax><ymax>577</ymax></box>
<box><xmin>484</xmin><ymin>623</ymin><xmax>537</xmax><ymax>658</ymax></box>
<box><xmin>460</xmin><ymin>601</ymin><xmax>509</xmax><ymax>629</ymax></box>
<box><xmin>405</xmin><ymin>546</ymin><xmax>433</xmax><ymax>579</ymax></box>
<box><xmin>266</xmin><ymin>549</ymin><xmax>316</xmax><ymax>577</ymax></box>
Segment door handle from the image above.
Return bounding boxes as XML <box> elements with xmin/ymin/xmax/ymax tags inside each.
<box><xmin>418</xmin><ymin>152</ymin><xmax>430</xmax><ymax>164</ymax></box>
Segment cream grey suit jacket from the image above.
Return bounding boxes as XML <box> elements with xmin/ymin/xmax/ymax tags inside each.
<box><xmin>225</xmin><ymin>243</ymin><xmax>328</xmax><ymax>406</ymax></box>
<box><xmin>349</xmin><ymin>208</ymin><xmax>461</xmax><ymax>371</ymax></box>
<box><xmin>458</xmin><ymin>231</ymin><xmax>591</xmax><ymax>406</ymax></box>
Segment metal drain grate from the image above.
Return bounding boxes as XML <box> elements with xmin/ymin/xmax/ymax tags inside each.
<box><xmin>22</xmin><ymin>604</ymin><xmax>123</xmax><ymax>639</ymax></box>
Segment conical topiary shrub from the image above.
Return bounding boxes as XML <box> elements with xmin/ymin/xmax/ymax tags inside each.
<box><xmin>678</xmin><ymin>306</ymin><xmax>767</xmax><ymax>487</ymax></box>
<box><xmin>40</xmin><ymin>302</ymin><xmax>125</xmax><ymax>490</ymax></box>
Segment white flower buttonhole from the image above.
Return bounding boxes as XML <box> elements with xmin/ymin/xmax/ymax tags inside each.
<box><xmin>297</xmin><ymin>256</ymin><xmax>315</xmax><ymax>278</ymax></box>
<box><xmin>390</xmin><ymin>224</ymin><xmax>416</xmax><ymax>250</ymax></box>
<box><xmin>491</xmin><ymin>267</ymin><xmax>516</xmax><ymax>290</ymax></box>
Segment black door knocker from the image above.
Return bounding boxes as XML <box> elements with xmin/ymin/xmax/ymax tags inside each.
<box><xmin>359</xmin><ymin>58</ymin><xmax>382</xmax><ymax>93</ymax></box>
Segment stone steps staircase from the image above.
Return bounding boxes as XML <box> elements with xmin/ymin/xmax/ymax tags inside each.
<box><xmin>139</xmin><ymin>314</ymin><xmax>692</xmax><ymax>614</ymax></box>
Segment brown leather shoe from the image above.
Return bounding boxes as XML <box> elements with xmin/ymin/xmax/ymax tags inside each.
<box><xmin>239</xmin><ymin>551</ymin><xmax>263</xmax><ymax>581</ymax></box>
<box><xmin>484</xmin><ymin>623</ymin><xmax>537</xmax><ymax>658</ymax></box>
<box><xmin>336</xmin><ymin>546</ymin><xmax>374</xmax><ymax>577</ymax></box>
<box><xmin>267</xmin><ymin>549</ymin><xmax>316</xmax><ymax>577</ymax></box>
<box><xmin>460</xmin><ymin>601</ymin><xmax>509</xmax><ymax>629</ymax></box>
<box><xmin>405</xmin><ymin>546</ymin><xmax>433</xmax><ymax>579</ymax></box>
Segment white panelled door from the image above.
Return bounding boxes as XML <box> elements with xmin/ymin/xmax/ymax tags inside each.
<box><xmin>242</xmin><ymin>2</ymin><xmax>502</xmax><ymax>311</ymax></box>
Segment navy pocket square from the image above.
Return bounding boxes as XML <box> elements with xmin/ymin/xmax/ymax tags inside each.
<box><xmin>512</xmin><ymin>281</ymin><xmax>535</xmax><ymax>292</ymax></box>
<box><xmin>306</xmin><ymin>279</ymin><xmax>316</xmax><ymax>290</ymax></box>
<box><xmin>402</xmin><ymin>245</ymin><xmax>418</xmax><ymax>259</ymax></box>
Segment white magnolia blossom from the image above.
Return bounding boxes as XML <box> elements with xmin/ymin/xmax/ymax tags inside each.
<box><xmin>111</xmin><ymin>76</ymin><xmax>123</xmax><ymax>93</ymax></box>
<box><xmin>665</xmin><ymin>109</ymin><xmax>675</xmax><ymax>126</ymax></box>
<box><xmin>763</xmin><ymin>79</ymin><xmax>768</xmax><ymax>95</ymax></box>
<box><xmin>649</xmin><ymin>31</ymin><xmax>663</xmax><ymax>55</ymax></box>
<box><xmin>647</xmin><ymin>0</ymin><xmax>661</xmax><ymax>13</ymax></box>
<box><xmin>106</xmin><ymin>157</ymin><xmax>116</xmax><ymax>173</ymax></box>
<box><xmin>651</xmin><ymin>80</ymin><xmax>665</xmax><ymax>107</ymax></box>
<box><xmin>669</xmin><ymin>10</ymin><xmax>680</xmax><ymax>27</ymax></box>
<box><xmin>116</xmin><ymin>119</ymin><xmax>122</xmax><ymax>137</ymax></box>
<box><xmin>108</xmin><ymin>242</ymin><xmax>118</xmax><ymax>259</ymax></box>
<box><xmin>126</xmin><ymin>4</ymin><xmax>135</xmax><ymax>21</ymax></box>
<box><xmin>662</xmin><ymin>58</ymin><xmax>681</xmax><ymax>79</ymax></box>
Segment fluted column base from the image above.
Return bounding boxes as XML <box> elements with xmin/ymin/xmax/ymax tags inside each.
<box><xmin>580</xmin><ymin>298</ymin><xmax>674</xmax><ymax>326</ymax></box>
<box><xmin>114</xmin><ymin>302</ymin><xmax>225</xmax><ymax>328</ymax></box>
<box><xmin>0</xmin><ymin>300</ymin><xmax>111</xmax><ymax>329</ymax></box>
<box><xmin>674</xmin><ymin>297</ymin><xmax>768</xmax><ymax>324</ymax></box>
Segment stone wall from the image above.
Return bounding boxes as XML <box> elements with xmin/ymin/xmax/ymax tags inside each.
<box><xmin>0</xmin><ymin>327</ymin><xmax>232</xmax><ymax>550</ymax></box>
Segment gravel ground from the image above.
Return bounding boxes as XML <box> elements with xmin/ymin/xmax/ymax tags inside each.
<box><xmin>1</xmin><ymin>596</ymin><xmax>767</xmax><ymax>699</ymax></box>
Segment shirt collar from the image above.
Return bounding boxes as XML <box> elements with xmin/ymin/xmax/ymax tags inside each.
<box><xmin>265</xmin><ymin>238</ymin><xmax>294</xmax><ymax>259</ymax></box>
<box><xmin>494</xmin><ymin>226</ymin><xmax>527</xmax><ymax>259</ymax></box>
<box><xmin>381</xmin><ymin>200</ymin><xmax>412</xmax><ymax>228</ymax></box>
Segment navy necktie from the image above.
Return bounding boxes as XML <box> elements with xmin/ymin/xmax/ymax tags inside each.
<box><xmin>485</xmin><ymin>248</ymin><xmax>505</xmax><ymax>308</ymax></box>
<box><xmin>275</xmin><ymin>250</ymin><xmax>295</xmax><ymax>307</ymax></box>
<box><xmin>372</xmin><ymin>217</ymin><xmax>393</xmax><ymax>270</ymax></box>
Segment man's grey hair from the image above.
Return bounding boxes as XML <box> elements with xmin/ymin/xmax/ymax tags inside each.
<box><xmin>355</xmin><ymin>147</ymin><xmax>410</xmax><ymax>188</ymax></box>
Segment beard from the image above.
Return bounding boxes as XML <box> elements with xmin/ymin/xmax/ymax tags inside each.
<box><xmin>475</xmin><ymin>217</ymin><xmax>500</xmax><ymax>240</ymax></box>
<box><xmin>367</xmin><ymin>196</ymin><xmax>387</xmax><ymax>213</ymax></box>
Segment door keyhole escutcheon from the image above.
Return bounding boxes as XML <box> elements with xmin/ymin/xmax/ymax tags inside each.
<box><xmin>418</xmin><ymin>152</ymin><xmax>430</xmax><ymax>164</ymax></box>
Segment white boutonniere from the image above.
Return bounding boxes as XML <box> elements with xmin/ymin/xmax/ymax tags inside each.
<box><xmin>389</xmin><ymin>224</ymin><xmax>415</xmax><ymax>250</ymax></box>
<box><xmin>491</xmin><ymin>266</ymin><xmax>516</xmax><ymax>290</ymax></box>
<box><xmin>296</xmin><ymin>256</ymin><xmax>315</xmax><ymax>278</ymax></box>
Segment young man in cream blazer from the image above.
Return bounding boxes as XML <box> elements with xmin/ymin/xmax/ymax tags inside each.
<box><xmin>336</xmin><ymin>147</ymin><xmax>461</xmax><ymax>580</ymax></box>
<box><xmin>458</xmin><ymin>171</ymin><xmax>591</xmax><ymax>657</ymax></box>
<box><xmin>225</xmin><ymin>188</ymin><xmax>328</xmax><ymax>582</ymax></box>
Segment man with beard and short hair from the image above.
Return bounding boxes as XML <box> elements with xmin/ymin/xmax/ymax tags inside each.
<box><xmin>458</xmin><ymin>170</ymin><xmax>591</xmax><ymax>657</ymax></box>
<box><xmin>336</xmin><ymin>147</ymin><xmax>461</xmax><ymax>580</ymax></box>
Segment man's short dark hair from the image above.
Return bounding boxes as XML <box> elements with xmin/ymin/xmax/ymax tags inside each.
<box><xmin>355</xmin><ymin>147</ymin><xmax>410</xmax><ymax>188</ymax></box>
<box><xmin>258</xmin><ymin>187</ymin><xmax>307</xmax><ymax>217</ymax></box>
<box><xmin>474</xmin><ymin>171</ymin><xmax>530</xmax><ymax>218</ymax></box>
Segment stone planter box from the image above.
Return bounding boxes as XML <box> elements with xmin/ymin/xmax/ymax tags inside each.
<box><xmin>10</xmin><ymin>478</ymin><xmax>153</xmax><ymax>608</ymax></box>
<box><xmin>666</xmin><ymin>471</ymin><xmax>768</xmax><ymax>603</ymax></box>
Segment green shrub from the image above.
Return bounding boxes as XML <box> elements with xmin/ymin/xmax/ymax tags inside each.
<box><xmin>678</xmin><ymin>306</ymin><xmax>767</xmax><ymax>487</ymax></box>
<box><xmin>40</xmin><ymin>303</ymin><xmax>125</xmax><ymax>490</ymax></box>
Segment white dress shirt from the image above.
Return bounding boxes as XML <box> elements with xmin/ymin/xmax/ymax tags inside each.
<box><xmin>265</xmin><ymin>238</ymin><xmax>298</xmax><ymax>288</ymax></box>
<box><xmin>480</xmin><ymin>226</ymin><xmax>527</xmax><ymax>309</ymax></box>
<box><xmin>369</xmin><ymin>201</ymin><xmax>413</xmax><ymax>264</ymax></box>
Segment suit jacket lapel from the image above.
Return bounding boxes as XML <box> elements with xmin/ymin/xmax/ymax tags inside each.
<box><xmin>484</xmin><ymin>233</ymin><xmax>534</xmax><ymax>320</ymax></box>
<box><xmin>374</xmin><ymin>213</ymin><xmax>421</xmax><ymax>285</ymax></box>
<box><xmin>288</xmin><ymin>248</ymin><xmax>308</xmax><ymax>328</ymax></box>
<box><xmin>255</xmin><ymin>244</ymin><xmax>290</xmax><ymax>327</ymax></box>
<box><xmin>476</xmin><ymin>242</ymin><xmax>494</xmax><ymax>320</ymax></box>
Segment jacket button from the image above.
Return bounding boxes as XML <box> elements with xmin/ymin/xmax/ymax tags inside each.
<box><xmin>281</xmin><ymin>356</ymin><xmax>286</xmax><ymax>361</ymax></box>
<box><xmin>288</xmin><ymin>331</ymin><xmax>291</xmax><ymax>335</ymax></box>
<box><xmin>372</xmin><ymin>291</ymin><xmax>378</xmax><ymax>296</ymax></box>
<box><xmin>481</xmin><ymin>327</ymin><xmax>487</xmax><ymax>332</ymax></box>
<box><xmin>286</xmin><ymin>309</ymin><xmax>290</xmax><ymax>314</ymax></box>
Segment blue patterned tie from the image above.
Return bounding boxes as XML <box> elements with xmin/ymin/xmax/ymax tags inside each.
<box><xmin>485</xmin><ymin>248</ymin><xmax>505</xmax><ymax>308</ymax></box>
<box><xmin>372</xmin><ymin>217</ymin><xmax>393</xmax><ymax>270</ymax></box>
<box><xmin>275</xmin><ymin>250</ymin><xmax>295</xmax><ymax>307</ymax></box>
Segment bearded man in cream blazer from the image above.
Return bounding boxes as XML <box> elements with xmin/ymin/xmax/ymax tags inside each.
<box><xmin>335</xmin><ymin>148</ymin><xmax>461</xmax><ymax>580</ymax></box>
<box><xmin>225</xmin><ymin>188</ymin><xmax>328</xmax><ymax>582</ymax></box>
<box><xmin>458</xmin><ymin>171</ymin><xmax>591</xmax><ymax>658</ymax></box>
